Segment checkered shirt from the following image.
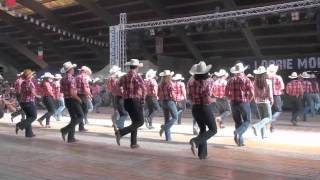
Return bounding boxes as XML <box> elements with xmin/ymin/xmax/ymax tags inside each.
<box><xmin>145</xmin><ymin>78</ymin><xmax>158</xmax><ymax>97</ymax></box>
<box><xmin>300</xmin><ymin>80</ymin><xmax>312</xmax><ymax>93</ymax></box>
<box><xmin>105</xmin><ymin>76</ymin><xmax>117</xmax><ymax>93</ymax></box>
<box><xmin>60</xmin><ymin>73</ymin><xmax>76</xmax><ymax>99</ymax></box>
<box><xmin>76</xmin><ymin>74</ymin><xmax>90</xmax><ymax>95</ymax></box>
<box><xmin>119</xmin><ymin>69</ymin><xmax>146</xmax><ymax>99</ymax></box>
<box><xmin>225</xmin><ymin>74</ymin><xmax>254</xmax><ymax>103</ymax></box>
<box><xmin>20</xmin><ymin>79</ymin><xmax>36</xmax><ymax>102</ymax></box>
<box><xmin>286</xmin><ymin>80</ymin><xmax>304</xmax><ymax>97</ymax></box>
<box><xmin>52</xmin><ymin>81</ymin><xmax>63</xmax><ymax>99</ymax></box>
<box><xmin>91</xmin><ymin>84</ymin><xmax>101</xmax><ymax>97</ymax></box>
<box><xmin>268</xmin><ymin>74</ymin><xmax>284</xmax><ymax>96</ymax></box>
<box><xmin>111</xmin><ymin>79</ymin><xmax>123</xmax><ymax>97</ymax></box>
<box><xmin>41</xmin><ymin>81</ymin><xmax>54</xmax><ymax>97</ymax></box>
<box><xmin>14</xmin><ymin>78</ymin><xmax>23</xmax><ymax>94</ymax></box>
<box><xmin>173</xmin><ymin>81</ymin><xmax>186</xmax><ymax>102</ymax></box>
<box><xmin>212</xmin><ymin>78</ymin><xmax>227</xmax><ymax>98</ymax></box>
<box><xmin>158</xmin><ymin>82</ymin><xmax>176</xmax><ymax>101</ymax></box>
<box><xmin>310</xmin><ymin>79</ymin><xmax>319</xmax><ymax>93</ymax></box>
<box><xmin>187</xmin><ymin>78</ymin><xmax>215</xmax><ymax>105</ymax></box>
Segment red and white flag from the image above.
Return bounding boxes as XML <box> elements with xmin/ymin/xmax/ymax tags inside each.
<box><xmin>37</xmin><ymin>47</ymin><xmax>43</xmax><ymax>61</ymax></box>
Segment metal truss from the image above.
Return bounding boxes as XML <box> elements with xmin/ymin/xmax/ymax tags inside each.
<box><xmin>125</xmin><ymin>0</ymin><xmax>320</xmax><ymax>30</ymax></box>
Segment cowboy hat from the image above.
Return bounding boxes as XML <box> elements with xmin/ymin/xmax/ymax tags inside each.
<box><xmin>92</xmin><ymin>77</ymin><xmax>101</xmax><ymax>83</ymax></box>
<box><xmin>115</xmin><ymin>71</ymin><xmax>126</xmax><ymax>78</ymax></box>
<box><xmin>41</xmin><ymin>72</ymin><xmax>54</xmax><ymax>79</ymax></box>
<box><xmin>247</xmin><ymin>73</ymin><xmax>254</xmax><ymax>78</ymax></box>
<box><xmin>172</xmin><ymin>74</ymin><xmax>184</xmax><ymax>80</ymax></box>
<box><xmin>146</xmin><ymin>69</ymin><xmax>157</xmax><ymax>79</ymax></box>
<box><xmin>288</xmin><ymin>72</ymin><xmax>299</xmax><ymax>79</ymax></box>
<box><xmin>310</xmin><ymin>74</ymin><xmax>316</xmax><ymax>78</ymax></box>
<box><xmin>54</xmin><ymin>74</ymin><xmax>62</xmax><ymax>79</ymax></box>
<box><xmin>79</xmin><ymin>66</ymin><xmax>92</xmax><ymax>75</ymax></box>
<box><xmin>267</xmin><ymin>64</ymin><xmax>279</xmax><ymax>74</ymax></box>
<box><xmin>300</xmin><ymin>72</ymin><xmax>310</xmax><ymax>79</ymax></box>
<box><xmin>253</xmin><ymin>66</ymin><xmax>267</xmax><ymax>75</ymax></box>
<box><xmin>109</xmin><ymin>65</ymin><xmax>121</xmax><ymax>74</ymax></box>
<box><xmin>16</xmin><ymin>72</ymin><xmax>23</xmax><ymax>77</ymax></box>
<box><xmin>61</xmin><ymin>61</ymin><xmax>77</xmax><ymax>73</ymax></box>
<box><xmin>22</xmin><ymin>69</ymin><xmax>35</xmax><ymax>79</ymax></box>
<box><xmin>0</xmin><ymin>75</ymin><xmax>3</xmax><ymax>80</ymax></box>
<box><xmin>125</xmin><ymin>59</ymin><xmax>143</xmax><ymax>67</ymax></box>
<box><xmin>189</xmin><ymin>61</ymin><xmax>212</xmax><ymax>75</ymax></box>
<box><xmin>159</xmin><ymin>70</ymin><xmax>174</xmax><ymax>77</ymax></box>
<box><xmin>230</xmin><ymin>62</ymin><xmax>248</xmax><ymax>74</ymax></box>
<box><xmin>214</xmin><ymin>69</ymin><xmax>227</xmax><ymax>77</ymax></box>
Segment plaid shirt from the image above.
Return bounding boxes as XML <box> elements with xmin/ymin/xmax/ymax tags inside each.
<box><xmin>145</xmin><ymin>78</ymin><xmax>158</xmax><ymax>97</ymax></box>
<box><xmin>111</xmin><ymin>79</ymin><xmax>123</xmax><ymax>97</ymax></box>
<box><xmin>310</xmin><ymin>79</ymin><xmax>319</xmax><ymax>93</ymax></box>
<box><xmin>254</xmin><ymin>80</ymin><xmax>273</xmax><ymax>103</ymax></box>
<box><xmin>60</xmin><ymin>73</ymin><xmax>76</xmax><ymax>99</ymax></box>
<box><xmin>268</xmin><ymin>74</ymin><xmax>284</xmax><ymax>96</ymax></box>
<box><xmin>105</xmin><ymin>75</ymin><xmax>117</xmax><ymax>93</ymax></box>
<box><xmin>41</xmin><ymin>81</ymin><xmax>54</xmax><ymax>97</ymax></box>
<box><xmin>76</xmin><ymin>73</ymin><xmax>90</xmax><ymax>95</ymax></box>
<box><xmin>187</xmin><ymin>77</ymin><xmax>215</xmax><ymax>105</ymax></box>
<box><xmin>20</xmin><ymin>79</ymin><xmax>36</xmax><ymax>102</ymax></box>
<box><xmin>212</xmin><ymin>78</ymin><xmax>227</xmax><ymax>98</ymax></box>
<box><xmin>52</xmin><ymin>81</ymin><xmax>63</xmax><ymax>99</ymax></box>
<box><xmin>286</xmin><ymin>80</ymin><xmax>304</xmax><ymax>97</ymax></box>
<box><xmin>158</xmin><ymin>82</ymin><xmax>176</xmax><ymax>101</ymax></box>
<box><xmin>173</xmin><ymin>81</ymin><xmax>186</xmax><ymax>102</ymax></box>
<box><xmin>119</xmin><ymin>69</ymin><xmax>146</xmax><ymax>99</ymax></box>
<box><xmin>14</xmin><ymin>78</ymin><xmax>23</xmax><ymax>94</ymax></box>
<box><xmin>225</xmin><ymin>74</ymin><xmax>254</xmax><ymax>103</ymax></box>
<box><xmin>300</xmin><ymin>80</ymin><xmax>312</xmax><ymax>93</ymax></box>
<box><xmin>91</xmin><ymin>84</ymin><xmax>101</xmax><ymax>97</ymax></box>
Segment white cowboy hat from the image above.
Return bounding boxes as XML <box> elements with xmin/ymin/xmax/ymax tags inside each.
<box><xmin>79</xmin><ymin>66</ymin><xmax>92</xmax><ymax>75</ymax></box>
<box><xmin>288</xmin><ymin>72</ymin><xmax>299</xmax><ymax>79</ymax></box>
<box><xmin>61</xmin><ymin>61</ymin><xmax>77</xmax><ymax>73</ymax></box>
<box><xmin>16</xmin><ymin>72</ymin><xmax>23</xmax><ymax>77</ymax></box>
<box><xmin>54</xmin><ymin>74</ymin><xmax>62</xmax><ymax>79</ymax></box>
<box><xmin>146</xmin><ymin>69</ymin><xmax>157</xmax><ymax>79</ymax></box>
<box><xmin>172</xmin><ymin>74</ymin><xmax>184</xmax><ymax>80</ymax></box>
<box><xmin>41</xmin><ymin>72</ymin><xmax>54</xmax><ymax>79</ymax></box>
<box><xmin>159</xmin><ymin>70</ymin><xmax>174</xmax><ymax>77</ymax></box>
<box><xmin>125</xmin><ymin>59</ymin><xmax>143</xmax><ymax>67</ymax></box>
<box><xmin>247</xmin><ymin>73</ymin><xmax>254</xmax><ymax>78</ymax></box>
<box><xmin>115</xmin><ymin>71</ymin><xmax>126</xmax><ymax>78</ymax></box>
<box><xmin>267</xmin><ymin>64</ymin><xmax>279</xmax><ymax>74</ymax></box>
<box><xmin>109</xmin><ymin>65</ymin><xmax>121</xmax><ymax>74</ymax></box>
<box><xmin>189</xmin><ymin>61</ymin><xmax>212</xmax><ymax>75</ymax></box>
<box><xmin>300</xmin><ymin>72</ymin><xmax>310</xmax><ymax>79</ymax></box>
<box><xmin>214</xmin><ymin>69</ymin><xmax>227</xmax><ymax>77</ymax></box>
<box><xmin>310</xmin><ymin>74</ymin><xmax>316</xmax><ymax>78</ymax></box>
<box><xmin>230</xmin><ymin>62</ymin><xmax>248</xmax><ymax>74</ymax></box>
<box><xmin>92</xmin><ymin>77</ymin><xmax>100</xmax><ymax>83</ymax></box>
<box><xmin>253</xmin><ymin>66</ymin><xmax>267</xmax><ymax>75</ymax></box>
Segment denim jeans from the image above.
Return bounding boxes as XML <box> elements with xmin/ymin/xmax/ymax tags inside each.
<box><xmin>38</xmin><ymin>96</ymin><xmax>56</xmax><ymax>125</ymax></box>
<box><xmin>119</xmin><ymin>98</ymin><xmax>144</xmax><ymax>145</ymax></box>
<box><xmin>18</xmin><ymin>102</ymin><xmax>37</xmax><ymax>137</ymax></box>
<box><xmin>53</xmin><ymin>97</ymin><xmax>65</xmax><ymax>120</ymax></box>
<box><xmin>271</xmin><ymin>95</ymin><xmax>282</xmax><ymax>127</ymax></box>
<box><xmin>12</xmin><ymin>94</ymin><xmax>26</xmax><ymax>120</ymax></box>
<box><xmin>310</xmin><ymin>93</ymin><xmax>320</xmax><ymax>116</ymax></box>
<box><xmin>87</xmin><ymin>99</ymin><xmax>93</xmax><ymax>113</ymax></box>
<box><xmin>115</xmin><ymin>96</ymin><xmax>128</xmax><ymax>129</ymax></box>
<box><xmin>231</xmin><ymin>101</ymin><xmax>251</xmax><ymax>145</ymax></box>
<box><xmin>303</xmin><ymin>93</ymin><xmax>312</xmax><ymax>119</ymax></box>
<box><xmin>61</xmin><ymin>98</ymin><xmax>83</xmax><ymax>141</ymax></box>
<box><xmin>215</xmin><ymin>97</ymin><xmax>231</xmax><ymax>122</ymax></box>
<box><xmin>93</xmin><ymin>95</ymin><xmax>102</xmax><ymax>113</ymax></box>
<box><xmin>191</xmin><ymin>104</ymin><xmax>217</xmax><ymax>159</ymax></box>
<box><xmin>145</xmin><ymin>96</ymin><xmax>160</xmax><ymax>126</ymax></box>
<box><xmin>78</xmin><ymin>94</ymin><xmax>88</xmax><ymax>129</ymax></box>
<box><xmin>176</xmin><ymin>100</ymin><xmax>186</xmax><ymax>124</ymax></box>
<box><xmin>290</xmin><ymin>96</ymin><xmax>304</xmax><ymax>121</ymax></box>
<box><xmin>161</xmin><ymin>100</ymin><xmax>178</xmax><ymax>141</ymax></box>
<box><xmin>253</xmin><ymin>103</ymin><xmax>272</xmax><ymax>138</ymax></box>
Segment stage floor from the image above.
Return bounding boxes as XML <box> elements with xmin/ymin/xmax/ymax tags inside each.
<box><xmin>0</xmin><ymin>110</ymin><xmax>319</xmax><ymax>180</ymax></box>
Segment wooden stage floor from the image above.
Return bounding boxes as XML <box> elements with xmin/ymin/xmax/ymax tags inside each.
<box><xmin>0</xmin><ymin>111</ymin><xmax>319</xmax><ymax>180</ymax></box>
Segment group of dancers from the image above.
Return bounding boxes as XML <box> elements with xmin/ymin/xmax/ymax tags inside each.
<box><xmin>3</xmin><ymin>58</ymin><xmax>320</xmax><ymax>159</ymax></box>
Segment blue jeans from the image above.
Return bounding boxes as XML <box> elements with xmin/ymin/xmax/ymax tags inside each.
<box><xmin>291</xmin><ymin>96</ymin><xmax>304</xmax><ymax>121</ymax></box>
<box><xmin>231</xmin><ymin>101</ymin><xmax>251</xmax><ymax>145</ymax></box>
<box><xmin>303</xmin><ymin>93</ymin><xmax>312</xmax><ymax>119</ymax></box>
<box><xmin>253</xmin><ymin>103</ymin><xmax>272</xmax><ymax>138</ymax></box>
<box><xmin>215</xmin><ymin>97</ymin><xmax>231</xmax><ymax>122</ymax></box>
<box><xmin>18</xmin><ymin>102</ymin><xmax>37</xmax><ymax>137</ymax></box>
<box><xmin>93</xmin><ymin>95</ymin><xmax>102</xmax><ymax>113</ymax></box>
<box><xmin>54</xmin><ymin>97</ymin><xmax>65</xmax><ymax>120</ymax></box>
<box><xmin>78</xmin><ymin>95</ymin><xmax>88</xmax><ymax>129</ymax></box>
<box><xmin>310</xmin><ymin>93</ymin><xmax>320</xmax><ymax>116</ymax></box>
<box><xmin>161</xmin><ymin>100</ymin><xmax>178</xmax><ymax>141</ymax></box>
<box><xmin>271</xmin><ymin>95</ymin><xmax>282</xmax><ymax>127</ymax></box>
<box><xmin>191</xmin><ymin>104</ymin><xmax>217</xmax><ymax>159</ymax></box>
<box><xmin>115</xmin><ymin>96</ymin><xmax>129</xmax><ymax>129</ymax></box>
<box><xmin>176</xmin><ymin>100</ymin><xmax>186</xmax><ymax>124</ymax></box>
<box><xmin>38</xmin><ymin>96</ymin><xmax>56</xmax><ymax>125</ymax></box>
<box><xmin>145</xmin><ymin>96</ymin><xmax>160</xmax><ymax>126</ymax></box>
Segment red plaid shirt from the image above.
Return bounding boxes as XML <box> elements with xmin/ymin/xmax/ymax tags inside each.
<box><xmin>105</xmin><ymin>76</ymin><xmax>117</xmax><ymax>93</ymax></box>
<box><xmin>20</xmin><ymin>79</ymin><xmax>36</xmax><ymax>102</ymax></box>
<box><xmin>158</xmin><ymin>82</ymin><xmax>176</xmax><ymax>101</ymax></box>
<box><xmin>76</xmin><ymin>73</ymin><xmax>90</xmax><ymax>95</ymax></box>
<box><xmin>187</xmin><ymin>77</ymin><xmax>215</xmax><ymax>105</ymax></box>
<box><xmin>52</xmin><ymin>81</ymin><xmax>63</xmax><ymax>99</ymax></box>
<box><xmin>119</xmin><ymin>69</ymin><xmax>146</xmax><ymax>99</ymax></box>
<box><xmin>286</xmin><ymin>80</ymin><xmax>304</xmax><ymax>97</ymax></box>
<box><xmin>300</xmin><ymin>80</ymin><xmax>312</xmax><ymax>93</ymax></box>
<box><xmin>60</xmin><ymin>73</ymin><xmax>76</xmax><ymax>99</ymax></box>
<box><xmin>225</xmin><ymin>74</ymin><xmax>254</xmax><ymax>103</ymax></box>
<box><xmin>173</xmin><ymin>81</ymin><xmax>186</xmax><ymax>102</ymax></box>
<box><xmin>112</xmin><ymin>79</ymin><xmax>123</xmax><ymax>97</ymax></box>
<box><xmin>14</xmin><ymin>78</ymin><xmax>23</xmax><ymax>94</ymax></box>
<box><xmin>212</xmin><ymin>78</ymin><xmax>227</xmax><ymax>98</ymax></box>
<box><xmin>145</xmin><ymin>78</ymin><xmax>158</xmax><ymax>97</ymax></box>
<box><xmin>41</xmin><ymin>81</ymin><xmax>54</xmax><ymax>97</ymax></box>
<box><xmin>268</xmin><ymin>74</ymin><xmax>284</xmax><ymax>96</ymax></box>
<box><xmin>91</xmin><ymin>84</ymin><xmax>100</xmax><ymax>97</ymax></box>
<box><xmin>310</xmin><ymin>79</ymin><xmax>320</xmax><ymax>93</ymax></box>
